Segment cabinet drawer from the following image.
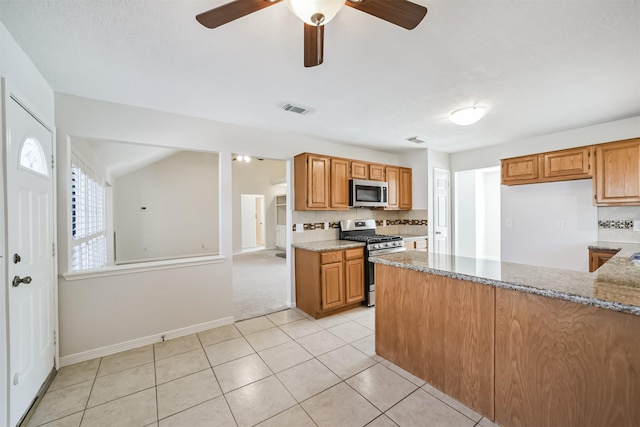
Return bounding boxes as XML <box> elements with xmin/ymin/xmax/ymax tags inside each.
<box><xmin>321</xmin><ymin>251</ymin><xmax>342</xmax><ymax>264</ymax></box>
<box><xmin>344</xmin><ymin>248</ymin><xmax>364</xmax><ymax>260</ymax></box>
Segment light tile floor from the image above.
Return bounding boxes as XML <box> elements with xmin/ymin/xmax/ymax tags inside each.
<box><xmin>25</xmin><ymin>307</ymin><xmax>500</xmax><ymax>427</ymax></box>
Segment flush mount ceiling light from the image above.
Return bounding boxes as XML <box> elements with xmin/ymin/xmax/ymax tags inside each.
<box><xmin>448</xmin><ymin>106</ymin><xmax>488</xmax><ymax>126</ymax></box>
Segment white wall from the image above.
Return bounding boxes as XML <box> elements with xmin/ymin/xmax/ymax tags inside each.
<box><xmin>232</xmin><ymin>159</ymin><xmax>286</xmax><ymax>252</ymax></box>
<box><xmin>114</xmin><ymin>151</ymin><xmax>219</xmax><ymax>263</ymax></box>
<box><xmin>501</xmin><ymin>180</ymin><xmax>597</xmax><ymax>271</ymax></box>
<box><xmin>455</xmin><ymin>170</ymin><xmax>476</xmax><ymax>257</ymax></box>
<box><xmin>476</xmin><ymin>168</ymin><xmax>501</xmax><ymax>260</ymax></box>
<box><xmin>1</xmin><ymin>22</ymin><xmax>55</xmax><ymax>427</ymax></box>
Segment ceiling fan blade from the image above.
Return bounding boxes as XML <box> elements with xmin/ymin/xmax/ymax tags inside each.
<box><xmin>345</xmin><ymin>0</ymin><xmax>427</xmax><ymax>30</ymax></box>
<box><xmin>196</xmin><ymin>0</ymin><xmax>283</xmax><ymax>29</ymax></box>
<box><xmin>304</xmin><ymin>23</ymin><xmax>324</xmax><ymax>68</ymax></box>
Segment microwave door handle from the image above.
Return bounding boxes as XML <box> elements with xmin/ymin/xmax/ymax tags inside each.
<box><xmin>382</xmin><ymin>186</ymin><xmax>387</xmax><ymax>203</ymax></box>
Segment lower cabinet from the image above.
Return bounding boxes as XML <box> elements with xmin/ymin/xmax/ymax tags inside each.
<box><xmin>589</xmin><ymin>248</ymin><xmax>619</xmax><ymax>272</ymax></box>
<box><xmin>376</xmin><ymin>265</ymin><xmax>495</xmax><ymax>418</ymax></box>
<box><xmin>295</xmin><ymin>247</ymin><xmax>365</xmax><ymax>318</ymax></box>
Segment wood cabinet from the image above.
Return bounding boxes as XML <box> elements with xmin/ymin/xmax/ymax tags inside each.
<box><xmin>330</xmin><ymin>158</ymin><xmax>350</xmax><ymax>209</ymax></box>
<box><xmin>542</xmin><ymin>146</ymin><xmax>592</xmax><ymax>180</ymax></box>
<box><xmin>376</xmin><ymin>265</ymin><xmax>495</xmax><ymax>418</ymax></box>
<box><xmin>594</xmin><ymin>138</ymin><xmax>640</xmax><ymax>205</ymax></box>
<box><xmin>369</xmin><ymin>164</ymin><xmax>385</xmax><ymax>181</ymax></box>
<box><xmin>295</xmin><ymin>152</ymin><xmax>413</xmax><ymax>211</ymax></box>
<box><xmin>501</xmin><ymin>154</ymin><xmax>541</xmax><ymax>185</ymax></box>
<box><xmin>385</xmin><ymin>166</ymin><xmax>412</xmax><ymax>210</ymax></box>
<box><xmin>588</xmin><ymin>248</ymin><xmax>619</xmax><ymax>272</ymax></box>
<box><xmin>294</xmin><ymin>153</ymin><xmax>349</xmax><ymax>210</ymax></box>
<box><xmin>399</xmin><ymin>168</ymin><xmax>413</xmax><ymax>210</ymax></box>
<box><xmin>495</xmin><ymin>287</ymin><xmax>640</xmax><ymax>427</ymax></box>
<box><xmin>350</xmin><ymin>161</ymin><xmax>368</xmax><ymax>179</ymax></box>
<box><xmin>295</xmin><ymin>247</ymin><xmax>365</xmax><ymax>318</ymax></box>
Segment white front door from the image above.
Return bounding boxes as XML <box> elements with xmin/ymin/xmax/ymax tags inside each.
<box><xmin>433</xmin><ymin>168</ymin><xmax>451</xmax><ymax>254</ymax></box>
<box><xmin>7</xmin><ymin>96</ymin><xmax>55</xmax><ymax>426</ymax></box>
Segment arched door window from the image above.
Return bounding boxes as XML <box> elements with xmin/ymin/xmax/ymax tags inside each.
<box><xmin>19</xmin><ymin>136</ymin><xmax>49</xmax><ymax>176</ymax></box>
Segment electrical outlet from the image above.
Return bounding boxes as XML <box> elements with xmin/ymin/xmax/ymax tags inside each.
<box><xmin>296</xmin><ymin>223</ymin><xmax>304</xmax><ymax>233</ymax></box>
<box><xmin>634</xmin><ymin>220</ymin><xmax>640</xmax><ymax>231</ymax></box>
<box><xmin>324</xmin><ymin>222</ymin><xmax>329</xmax><ymax>230</ymax></box>
<box><xmin>505</xmin><ymin>218</ymin><xmax>513</xmax><ymax>227</ymax></box>
<box><xmin>557</xmin><ymin>220</ymin><xmax>564</xmax><ymax>229</ymax></box>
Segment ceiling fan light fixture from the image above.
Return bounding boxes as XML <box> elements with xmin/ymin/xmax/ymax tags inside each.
<box><xmin>448</xmin><ymin>106</ymin><xmax>488</xmax><ymax>126</ymax></box>
<box><xmin>285</xmin><ymin>0</ymin><xmax>345</xmax><ymax>26</ymax></box>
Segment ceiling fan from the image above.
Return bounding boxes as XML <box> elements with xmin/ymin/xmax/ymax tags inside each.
<box><xmin>196</xmin><ymin>0</ymin><xmax>428</xmax><ymax>67</ymax></box>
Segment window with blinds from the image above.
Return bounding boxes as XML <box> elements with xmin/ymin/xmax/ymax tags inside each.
<box><xmin>71</xmin><ymin>152</ymin><xmax>107</xmax><ymax>271</ymax></box>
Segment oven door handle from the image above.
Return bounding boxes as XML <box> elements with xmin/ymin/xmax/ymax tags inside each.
<box><xmin>369</xmin><ymin>247</ymin><xmax>406</xmax><ymax>256</ymax></box>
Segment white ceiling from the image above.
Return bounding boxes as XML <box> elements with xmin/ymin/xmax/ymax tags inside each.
<box><xmin>1</xmin><ymin>0</ymin><xmax>639</xmax><ymax>153</ymax></box>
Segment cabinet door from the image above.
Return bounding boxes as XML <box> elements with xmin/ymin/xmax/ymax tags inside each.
<box><xmin>369</xmin><ymin>164</ymin><xmax>385</xmax><ymax>181</ymax></box>
<box><xmin>399</xmin><ymin>168</ymin><xmax>413</xmax><ymax>210</ymax></box>
<box><xmin>351</xmin><ymin>161</ymin><xmax>368</xmax><ymax>179</ymax></box>
<box><xmin>386</xmin><ymin>166</ymin><xmax>399</xmax><ymax>209</ymax></box>
<box><xmin>595</xmin><ymin>138</ymin><xmax>640</xmax><ymax>205</ymax></box>
<box><xmin>345</xmin><ymin>257</ymin><xmax>365</xmax><ymax>304</ymax></box>
<box><xmin>306</xmin><ymin>155</ymin><xmax>330</xmax><ymax>209</ymax></box>
<box><xmin>331</xmin><ymin>158</ymin><xmax>350</xmax><ymax>209</ymax></box>
<box><xmin>501</xmin><ymin>155</ymin><xmax>541</xmax><ymax>185</ymax></box>
<box><xmin>543</xmin><ymin>146</ymin><xmax>592</xmax><ymax>180</ymax></box>
<box><xmin>321</xmin><ymin>262</ymin><xmax>345</xmax><ymax>310</ymax></box>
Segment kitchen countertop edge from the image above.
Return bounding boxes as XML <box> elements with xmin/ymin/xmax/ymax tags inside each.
<box><xmin>292</xmin><ymin>240</ymin><xmax>366</xmax><ymax>252</ymax></box>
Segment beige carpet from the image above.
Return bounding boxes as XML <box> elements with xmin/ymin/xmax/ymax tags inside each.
<box><xmin>233</xmin><ymin>248</ymin><xmax>289</xmax><ymax>320</ymax></box>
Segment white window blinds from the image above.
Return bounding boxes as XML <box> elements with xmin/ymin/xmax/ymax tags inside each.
<box><xmin>71</xmin><ymin>152</ymin><xmax>107</xmax><ymax>271</ymax></box>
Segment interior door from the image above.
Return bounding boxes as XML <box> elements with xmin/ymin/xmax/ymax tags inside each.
<box><xmin>433</xmin><ymin>168</ymin><xmax>450</xmax><ymax>254</ymax></box>
<box><xmin>7</xmin><ymin>96</ymin><xmax>55</xmax><ymax>426</ymax></box>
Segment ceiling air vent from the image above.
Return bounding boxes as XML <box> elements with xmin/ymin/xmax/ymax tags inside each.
<box><xmin>406</xmin><ymin>136</ymin><xmax>427</xmax><ymax>144</ymax></box>
<box><xmin>281</xmin><ymin>102</ymin><xmax>313</xmax><ymax>115</ymax></box>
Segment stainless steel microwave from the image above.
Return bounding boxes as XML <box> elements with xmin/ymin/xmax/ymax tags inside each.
<box><xmin>349</xmin><ymin>179</ymin><xmax>389</xmax><ymax>208</ymax></box>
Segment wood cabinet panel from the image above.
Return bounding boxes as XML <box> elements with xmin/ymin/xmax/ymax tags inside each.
<box><xmin>369</xmin><ymin>164</ymin><xmax>385</xmax><ymax>181</ymax></box>
<box><xmin>350</xmin><ymin>161</ymin><xmax>368</xmax><ymax>179</ymax></box>
<box><xmin>385</xmin><ymin>166</ymin><xmax>399</xmax><ymax>210</ymax></box>
<box><xmin>444</xmin><ymin>280</ymin><xmax>495</xmax><ymax>419</ymax></box>
<box><xmin>543</xmin><ymin>146</ymin><xmax>592</xmax><ymax>180</ymax></box>
<box><xmin>345</xmin><ymin>257</ymin><xmax>364</xmax><ymax>304</ymax></box>
<box><xmin>376</xmin><ymin>265</ymin><xmax>446</xmax><ymax>389</ymax></box>
<box><xmin>330</xmin><ymin>158</ymin><xmax>350</xmax><ymax>209</ymax></box>
<box><xmin>399</xmin><ymin>168</ymin><xmax>413</xmax><ymax>210</ymax></box>
<box><xmin>295</xmin><ymin>154</ymin><xmax>330</xmax><ymax>210</ymax></box>
<box><xmin>501</xmin><ymin>155</ymin><xmax>541</xmax><ymax>185</ymax></box>
<box><xmin>595</xmin><ymin>138</ymin><xmax>640</xmax><ymax>205</ymax></box>
<box><xmin>588</xmin><ymin>248</ymin><xmax>619</xmax><ymax>272</ymax></box>
<box><xmin>321</xmin><ymin>262</ymin><xmax>344</xmax><ymax>310</ymax></box>
<box><xmin>495</xmin><ymin>288</ymin><xmax>640</xmax><ymax>427</ymax></box>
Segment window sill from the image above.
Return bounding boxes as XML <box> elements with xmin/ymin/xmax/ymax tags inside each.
<box><xmin>62</xmin><ymin>254</ymin><xmax>226</xmax><ymax>281</ymax></box>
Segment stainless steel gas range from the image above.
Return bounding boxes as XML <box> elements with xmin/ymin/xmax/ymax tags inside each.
<box><xmin>339</xmin><ymin>219</ymin><xmax>405</xmax><ymax>306</ymax></box>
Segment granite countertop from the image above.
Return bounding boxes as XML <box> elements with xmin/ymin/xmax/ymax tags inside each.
<box><xmin>371</xmin><ymin>242</ymin><xmax>640</xmax><ymax>316</ymax></box>
<box><xmin>292</xmin><ymin>240</ymin><xmax>365</xmax><ymax>252</ymax></box>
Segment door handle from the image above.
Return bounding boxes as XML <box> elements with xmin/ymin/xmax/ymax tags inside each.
<box><xmin>435</xmin><ymin>231</ymin><xmax>442</xmax><ymax>235</ymax></box>
<box><xmin>12</xmin><ymin>276</ymin><xmax>32</xmax><ymax>287</ymax></box>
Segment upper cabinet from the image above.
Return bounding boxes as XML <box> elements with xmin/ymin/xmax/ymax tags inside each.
<box><xmin>501</xmin><ymin>138</ymin><xmax>640</xmax><ymax>206</ymax></box>
<box><xmin>502</xmin><ymin>146</ymin><xmax>592</xmax><ymax>186</ymax></box>
<box><xmin>385</xmin><ymin>166</ymin><xmax>412</xmax><ymax>210</ymax></box>
<box><xmin>542</xmin><ymin>146</ymin><xmax>592</xmax><ymax>181</ymax></box>
<box><xmin>594</xmin><ymin>138</ymin><xmax>640</xmax><ymax>206</ymax></box>
<box><xmin>295</xmin><ymin>153</ymin><xmax>413</xmax><ymax>211</ymax></box>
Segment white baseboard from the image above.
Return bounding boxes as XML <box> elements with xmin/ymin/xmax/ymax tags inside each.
<box><xmin>59</xmin><ymin>316</ymin><xmax>235</xmax><ymax>367</ymax></box>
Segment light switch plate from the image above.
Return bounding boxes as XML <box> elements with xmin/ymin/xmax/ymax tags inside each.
<box><xmin>634</xmin><ymin>220</ymin><xmax>640</xmax><ymax>231</ymax></box>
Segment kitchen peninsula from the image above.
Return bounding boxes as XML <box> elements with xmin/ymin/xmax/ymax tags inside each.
<box><xmin>371</xmin><ymin>246</ymin><xmax>640</xmax><ymax>427</ymax></box>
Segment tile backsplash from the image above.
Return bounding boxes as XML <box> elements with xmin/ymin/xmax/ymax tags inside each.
<box><xmin>292</xmin><ymin>209</ymin><xmax>428</xmax><ymax>243</ymax></box>
<box><xmin>598</xmin><ymin>207</ymin><xmax>640</xmax><ymax>243</ymax></box>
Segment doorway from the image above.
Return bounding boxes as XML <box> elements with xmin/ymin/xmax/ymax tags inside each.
<box><xmin>6</xmin><ymin>95</ymin><xmax>56</xmax><ymax>426</ymax></box>
<box><xmin>454</xmin><ymin>166</ymin><xmax>501</xmax><ymax>260</ymax></box>
<box><xmin>241</xmin><ymin>194</ymin><xmax>265</xmax><ymax>251</ymax></box>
